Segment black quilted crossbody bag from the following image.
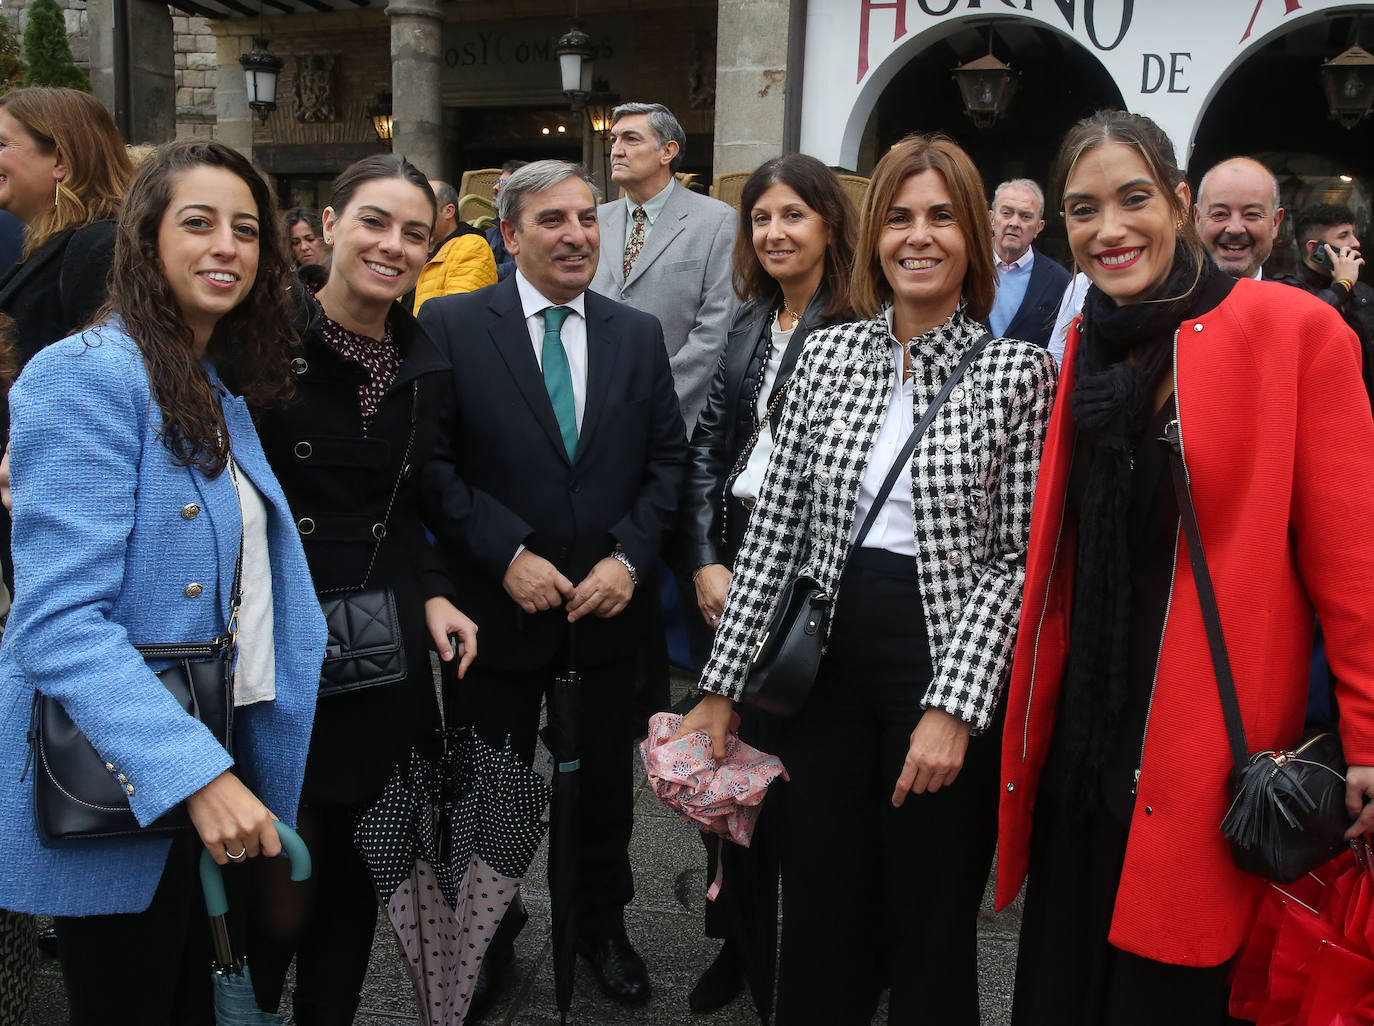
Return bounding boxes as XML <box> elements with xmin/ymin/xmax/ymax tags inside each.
<box><xmin>316</xmin><ymin>381</ymin><xmax>418</xmax><ymax>699</ymax></box>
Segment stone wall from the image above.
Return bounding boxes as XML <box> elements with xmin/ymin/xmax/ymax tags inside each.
<box><xmin>173</xmin><ymin>13</ymin><xmax>217</xmax><ymax>138</ymax></box>
<box><xmin>4</xmin><ymin>0</ymin><xmax>91</xmax><ymax>70</ymax></box>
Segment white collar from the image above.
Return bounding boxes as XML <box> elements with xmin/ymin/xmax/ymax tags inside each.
<box><xmin>514</xmin><ymin>270</ymin><xmax>587</xmax><ymax>322</ymax></box>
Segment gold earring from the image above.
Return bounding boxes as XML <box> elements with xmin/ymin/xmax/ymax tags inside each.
<box><xmin>1176</xmin><ymin>218</ymin><xmax>1185</xmax><ymax>231</ymax></box>
<box><xmin>54</xmin><ymin>179</ymin><xmax>62</xmax><ymax>209</ymax></box>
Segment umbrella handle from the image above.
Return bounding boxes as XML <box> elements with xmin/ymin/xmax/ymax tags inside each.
<box><xmin>199</xmin><ymin>821</ymin><xmax>312</xmax><ymax>917</ymax></box>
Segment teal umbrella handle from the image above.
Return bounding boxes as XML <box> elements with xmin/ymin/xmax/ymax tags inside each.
<box><xmin>199</xmin><ymin>822</ymin><xmax>311</xmax><ymax>917</ymax></box>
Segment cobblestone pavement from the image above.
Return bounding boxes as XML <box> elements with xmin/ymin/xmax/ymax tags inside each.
<box><xmin>26</xmin><ymin>672</ymin><xmax>1024</xmax><ymax>1025</ymax></box>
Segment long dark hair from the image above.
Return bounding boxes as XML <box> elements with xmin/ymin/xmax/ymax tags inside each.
<box><xmin>731</xmin><ymin>155</ymin><xmax>857</xmax><ymax>321</ymax></box>
<box><xmin>97</xmin><ymin>139</ymin><xmax>295</xmax><ymax>477</ymax></box>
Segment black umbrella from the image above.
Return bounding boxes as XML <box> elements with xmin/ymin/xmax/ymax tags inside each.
<box><xmin>540</xmin><ymin>626</ymin><xmax>582</xmax><ymax>1026</ymax></box>
<box><xmin>355</xmin><ymin>729</ymin><xmax>549</xmax><ymax>1025</ymax></box>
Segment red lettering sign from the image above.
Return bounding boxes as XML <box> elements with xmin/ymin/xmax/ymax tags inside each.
<box><xmin>1240</xmin><ymin>0</ymin><xmax>1302</xmax><ymax>43</ymax></box>
<box><xmin>858</xmin><ymin>0</ymin><xmax>909</xmax><ymax>82</ymax></box>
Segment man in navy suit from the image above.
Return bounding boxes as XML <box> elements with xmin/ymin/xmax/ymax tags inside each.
<box><xmin>420</xmin><ymin>160</ymin><xmax>686</xmax><ymax>1011</ymax></box>
<box><xmin>982</xmin><ymin>178</ymin><xmax>1070</xmax><ymax>349</ymax></box>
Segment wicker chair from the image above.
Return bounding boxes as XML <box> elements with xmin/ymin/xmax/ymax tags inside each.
<box><xmin>458</xmin><ymin>168</ymin><xmax>501</xmax><ymax>207</ymax></box>
<box><xmin>709</xmin><ymin>171</ymin><xmax>752</xmax><ymax>211</ymax></box>
<box><xmin>457</xmin><ymin>193</ymin><xmax>496</xmax><ymax>225</ymax></box>
<box><xmin>835</xmin><ymin>173</ymin><xmax>870</xmax><ymax>211</ymax></box>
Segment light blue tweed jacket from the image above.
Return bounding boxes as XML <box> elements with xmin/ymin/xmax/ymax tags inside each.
<box><xmin>0</xmin><ymin>322</ymin><xmax>326</xmax><ymax>916</ymax></box>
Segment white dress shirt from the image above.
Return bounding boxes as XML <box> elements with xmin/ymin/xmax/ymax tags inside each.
<box><xmin>849</xmin><ymin>309</ymin><xmax>919</xmax><ymax>556</ymax></box>
<box><xmin>1048</xmin><ymin>271</ymin><xmax>1091</xmax><ymax>367</ymax></box>
<box><xmin>731</xmin><ymin>316</ymin><xmax>793</xmax><ymax>503</ymax></box>
<box><xmin>515</xmin><ymin>269</ymin><xmax>588</xmax><ymax>431</ymax></box>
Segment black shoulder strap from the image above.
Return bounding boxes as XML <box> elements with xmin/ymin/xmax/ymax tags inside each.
<box><xmin>1162</xmin><ymin>418</ymin><xmax>1251</xmax><ymax>774</ymax></box>
<box><xmin>851</xmin><ymin>331</ymin><xmax>993</xmax><ymax>551</ymax></box>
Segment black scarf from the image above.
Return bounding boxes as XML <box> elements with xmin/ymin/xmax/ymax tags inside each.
<box><xmin>1051</xmin><ymin>247</ymin><xmax>1219</xmax><ymax>806</ymax></box>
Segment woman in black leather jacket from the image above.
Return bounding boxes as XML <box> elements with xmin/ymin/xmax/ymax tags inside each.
<box><xmin>676</xmin><ymin>153</ymin><xmax>855</xmax><ymax>1016</ymax></box>
<box><xmin>246</xmin><ymin>154</ymin><xmax>477</xmax><ymax>1026</ymax></box>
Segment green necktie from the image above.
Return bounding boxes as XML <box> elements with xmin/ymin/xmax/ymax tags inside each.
<box><xmin>541</xmin><ymin>305</ymin><xmax>578</xmax><ymax>460</ymax></box>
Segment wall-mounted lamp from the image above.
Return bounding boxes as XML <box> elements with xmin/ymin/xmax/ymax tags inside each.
<box><xmin>239</xmin><ymin>38</ymin><xmax>283</xmax><ymax>124</ymax></box>
<box><xmin>367</xmin><ymin>92</ymin><xmax>394</xmax><ymax>143</ymax></box>
<box><xmin>556</xmin><ymin>20</ymin><xmax>595</xmax><ymax>107</ymax></box>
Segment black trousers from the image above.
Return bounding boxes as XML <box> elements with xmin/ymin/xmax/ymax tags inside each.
<box><xmin>774</xmin><ymin>550</ymin><xmax>1001</xmax><ymax>1026</ymax></box>
<box><xmin>456</xmin><ymin>651</ymin><xmax>638</xmax><ymax>938</ymax></box>
<box><xmin>245</xmin><ymin>803</ymin><xmax>379</xmax><ymax>1024</ymax></box>
<box><xmin>1012</xmin><ymin>791</ymin><xmax>1251</xmax><ymax>1026</ymax></box>
<box><xmin>54</xmin><ymin>832</ymin><xmax>214</xmax><ymax>1026</ymax></box>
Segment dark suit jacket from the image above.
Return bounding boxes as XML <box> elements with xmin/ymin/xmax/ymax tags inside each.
<box><xmin>983</xmin><ymin>247</ymin><xmax>1071</xmax><ymax>349</ymax></box>
<box><xmin>420</xmin><ymin>276</ymin><xmax>687</xmax><ymax>672</ymax></box>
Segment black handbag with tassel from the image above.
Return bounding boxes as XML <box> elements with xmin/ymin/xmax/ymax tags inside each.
<box><xmin>740</xmin><ymin>332</ymin><xmax>991</xmax><ymax>717</ymax></box>
<box><xmin>316</xmin><ymin>382</ymin><xmax>419</xmax><ymax>699</ymax></box>
<box><xmin>1163</xmin><ymin>419</ymin><xmax>1349</xmax><ymax>883</ymax></box>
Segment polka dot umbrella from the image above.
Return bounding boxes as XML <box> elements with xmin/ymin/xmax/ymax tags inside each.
<box><xmin>354</xmin><ymin>729</ymin><xmax>550</xmax><ymax>1025</ymax></box>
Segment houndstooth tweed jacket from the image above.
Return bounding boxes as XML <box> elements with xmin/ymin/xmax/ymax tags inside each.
<box><xmin>697</xmin><ymin>307</ymin><xmax>1057</xmax><ymax>734</ymax></box>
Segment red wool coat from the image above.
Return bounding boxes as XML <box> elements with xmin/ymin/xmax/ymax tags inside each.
<box><xmin>997</xmin><ymin>278</ymin><xmax>1374</xmax><ymax>967</ymax></box>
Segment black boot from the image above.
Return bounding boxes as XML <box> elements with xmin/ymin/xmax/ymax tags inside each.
<box><xmin>290</xmin><ymin>990</ymin><xmax>361</xmax><ymax>1026</ymax></box>
<box><xmin>688</xmin><ymin>938</ymin><xmax>743</xmax><ymax>1014</ymax></box>
<box><xmin>468</xmin><ymin>895</ymin><xmax>528</xmax><ymax>1022</ymax></box>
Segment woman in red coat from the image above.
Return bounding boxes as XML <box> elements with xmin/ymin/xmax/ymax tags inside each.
<box><xmin>998</xmin><ymin>109</ymin><xmax>1374</xmax><ymax>1025</ymax></box>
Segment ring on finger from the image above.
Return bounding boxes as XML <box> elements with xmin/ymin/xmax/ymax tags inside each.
<box><xmin>224</xmin><ymin>845</ymin><xmax>247</xmax><ymax>861</ymax></box>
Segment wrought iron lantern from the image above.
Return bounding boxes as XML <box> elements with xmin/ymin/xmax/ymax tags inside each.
<box><xmin>367</xmin><ymin>93</ymin><xmax>394</xmax><ymax>143</ymax></box>
<box><xmin>951</xmin><ymin>51</ymin><xmax>1018</xmax><ymax>130</ymax></box>
<box><xmin>238</xmin><ymin>38</ymin><xmax>283</xmax><ymax>123</ymax></box>
<box><xmin>1321</xmin><ymin>45</ymin><xmax>1374</xmax><ymax>130</ymax></box>
<box><xmin>556</xmin><ymin>21</ymin><xmax>595</xmax><ymax>105</ymax></box>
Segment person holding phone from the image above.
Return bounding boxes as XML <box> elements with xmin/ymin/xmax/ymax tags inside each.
<box><xmin>1272</xmin><ymin>203</ymin><xmax>1373</xmax><ymax>409</ymax></box>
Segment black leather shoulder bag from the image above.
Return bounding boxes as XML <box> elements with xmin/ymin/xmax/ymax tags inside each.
<box><xmin>741</xmin><ymin>332</ymin><xmax>992</xmax><ymax>717</ymax></box>
<box><xmin>29</xmin><ymin>458</ymin><xmax>244</xmax><ymax>845</ymax></box>
<box><xmin>316</xmin><ymin>380</ymin><xmax>419</xmax><ymax>698</ymax></box>
<box><xmin>1163</xmin><ymin>418</ymin><xmax>1349</xmax><ymax>883</ymax></box>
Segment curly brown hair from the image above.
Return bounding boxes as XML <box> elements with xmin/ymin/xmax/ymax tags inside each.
<box><xmin>0</xmin><ymin>87</ymin><xmax>132</xmax><ymax>258</ymax></box>
<box><xmin>96</xmin><ymin>139</ymin><xmax>295</xmax><ymax>477</ymax></box>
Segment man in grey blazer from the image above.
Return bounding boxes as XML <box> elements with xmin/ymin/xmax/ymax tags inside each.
<box><xmin>590</xmin><ymin>101</ymin><xmax>737</xmax><ymax>433</ymax></box>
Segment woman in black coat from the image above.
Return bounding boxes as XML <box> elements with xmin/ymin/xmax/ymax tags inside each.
<box><xmin>676</xmin><ymin>154</ymin><xmax>855</xmax><ymax>1016</ymax></box>
<box><xmin>246</xmin><ymin>154</ymin><xmax>477</xmax><ymax>1026</ymax></box>
<box><xmin>0</xmin><ymin>87</ymin><xmax>131</xmax><ymax>363</ymax></box>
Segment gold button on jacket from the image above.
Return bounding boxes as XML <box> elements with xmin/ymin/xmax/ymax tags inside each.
<box><xmin>184</xmin><ymin>582</ymin><xmax>203</xmax><ymax>598</ymax></box>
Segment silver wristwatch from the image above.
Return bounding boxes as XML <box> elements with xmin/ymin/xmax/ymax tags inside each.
<box><xmin>611</xmin><ymin>545</ymin><xmax>639</xmax><ymax>588</ymax></box>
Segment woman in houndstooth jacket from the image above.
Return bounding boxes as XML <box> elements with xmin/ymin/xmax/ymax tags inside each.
<box><xmin>676</xmin><ymin>135</ymin><xmax>1056</xmax><ymax>1024</ymax></box>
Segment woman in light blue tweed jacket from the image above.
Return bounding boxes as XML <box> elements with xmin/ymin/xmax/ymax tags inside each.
<box><xmin>0</xmin><ymin>140</ymin><xmax>326</xmax><ymax>1025</ymax></box>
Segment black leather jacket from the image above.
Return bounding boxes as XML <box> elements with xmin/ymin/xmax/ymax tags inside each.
<box><xmin>678</xmin><ymin>287</ymin><xmax>836</xmax><ymax>574</ymax></box>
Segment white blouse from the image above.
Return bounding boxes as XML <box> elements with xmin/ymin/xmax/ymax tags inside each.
<box><xmin>230</xmin><ymin>460</ymin><xmax>276</xmax><ymax>707</ymax></box>
<box><xmin>731</xmin><ymin>316</ymin><xmax>794</xmax><ymax>503</ymax></box>
<box><xmin>848</xmin><ymin>320</ymin><xmax>919</xmax><ymax>557</ymax></box>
